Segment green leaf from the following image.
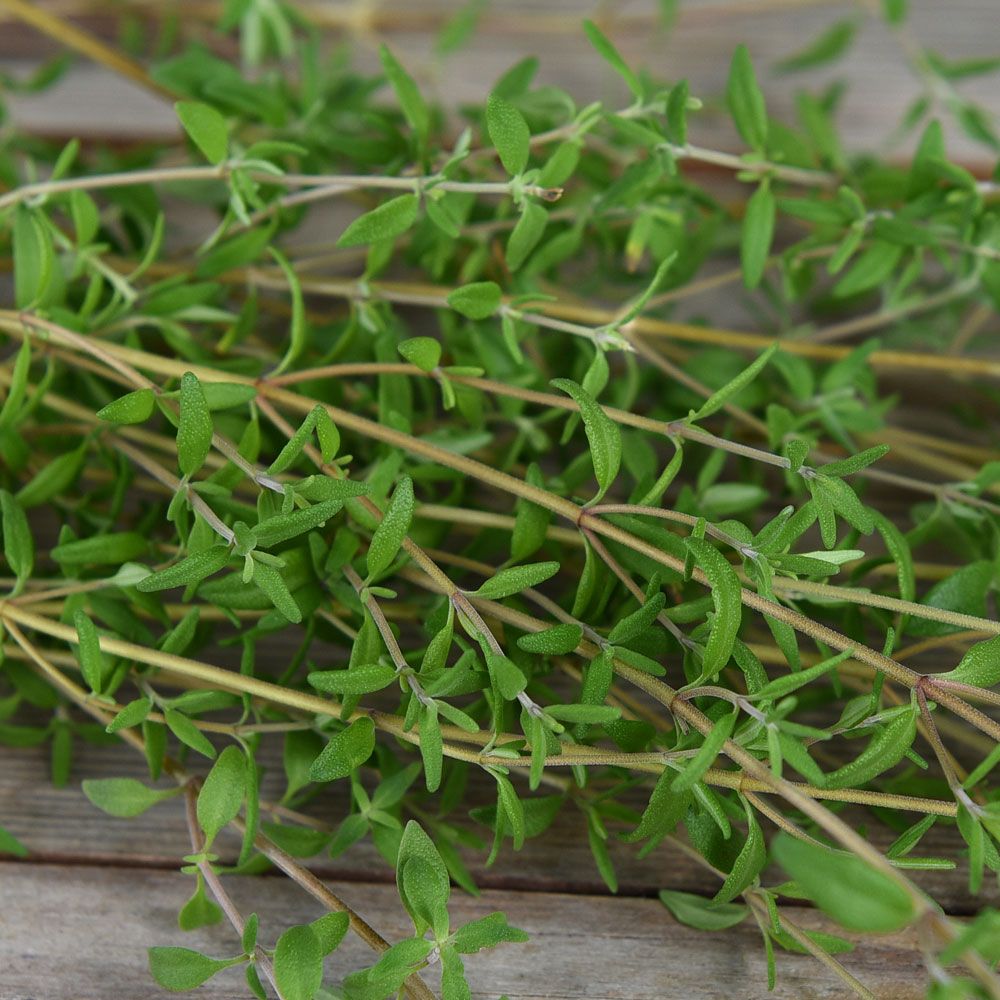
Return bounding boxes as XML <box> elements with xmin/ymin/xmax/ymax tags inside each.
<box><xmin>494</xmin><ymin>771</ymin><xmax>525</xmax><ymax>850</ymax></box>
<box><xmin>832</xmin><ymin>240</ymin><xmax>902</xmax><ymax>298</ymax></box>
<box><xmin>937</xmin><ymin>635</ymin><xmax>1000</xmax><ymax>688</ymax></box>
<box><xmin>622</xmin><ymin>768</ymin><xmax>691</xmax><ymax>846</ymax></box>
<box><xmin>177</xmin><ymin>372</ymin><xmax>213</xmax><ymax>478</ymax></box>
<box><xmin>148</xmin><ymin>947</ymin><xmax>243</xmax><ymax>992</ymax></box>
<box><xmin>727</xmin><ymin>45</ymin><xmax>769</xmax><ymax>151</ymax></box>
<box><xmin>397</xmin><ymin>820</ymin><xmax>450</xmax><ymax>930</ymax></box>
<box><xmin>197</xmin><ymin>744</ymin><xmax>246</xmax><ymax>846</ymax></box>
<box><xmin>255</xmin><ymin>499</ymin><xmax>345</xmax><ymax>549</ymax></box>
<box><xmin>539</xmin><ymin>140</ymin><xmax>580</xmax><ymax>187</ymax></box>
<box><xmin>511</xmin><ymin>465</ymin><xmax>551</xmax><ymax>562</ymax></box>
<box><xmin>689</xmin><ymin>344</ymin><xmax>777</xmax><ymax>422</ymax></box>
<box><xmin>17</xmin><ymin>443</ymin><xmax>86</xmax><ymax>508</ymax></box>
<box><xmin>274</xmin><ymin>925</ymin><xmax>323</xmax><ymax>1000</ymax></box>
<box><xmin>252</xmin><ymin>560</ymin><xmax>302</xmax><ymax>623</ymax></box>
<box><xmin>452</xmin><ymin>912</ymin><xmax>529</xmax><ymax>953</ymax></box>
<box><xmin>178</xmin><ymin>873</ymin><xmax>222</xmax><ymax>931</ymax></box>
<box><xmin>551</xmin><ymin>379</ymin><xmax>621</xmax><ymax>504</ymax></box>
<box><xmin>673</xmin><ymin>710</ymin><xmax>737</xmax><ymax>793</ymax></box>
<box><xmin>105</xmin><ymin>697</ymin><xmax>152</xmax><ymax>734</ymax></box>
<box><xmin>309</xmin><ymin>663</ymin><xmax>399</xmax><ymax>695</ymax></box>
<box><xmin>51</xmin><ymin>532</ymin><xmax>147</xmax><ymax>566</ymax></box>
<box><xmin>0</xmin><ymin>335</ymin><xmax>31</xmax><ymax>431</ymax></box>
<box><xmin>825</xmin><ymin>707</ymin><xmax>916</xmax><ymax>789</ymax></box>
<box><xmin>268</xmin><ymin>406</ymin><xmax>319</xmax><ymax>475</ymax></box>
<box><xmin>337</xmin><ymin>194</ymin><xmax>419</xmax><ymax>248</ymax></box>
<box><xmin>419</xmin><ymin>702</ymin><xmax>443</xmax><ymax>792</ymax></box>
<box><xmin>175</xmin><ymin>101</ymin><xmax>229</xmax><ymax>165</ymax></box>
<box><xmin>608</xmin><ymin>592</ymin><xmax>666</xmax><ymax>644</ymax></box>
<box><xmin>772</xmin><ymin>833</ymin><xmax>916</xmax><ymax>931</ymax></box>
<box><xmin>137</xmin><ymin>546</ymin><xmax>232</xmax><ymax>592</ymax></box>
<box><xmin>337</xmin><ymin>194</ymin><xmax>420</xmax><ymax>247</ymax></box>
<box><xmin>96</xmin><ymin>388</ymin><xmax>156</xmax><ymax>425</ymax></box>
<box><xmin>13</xmin><ymin>206</ymin><xmax>54</xmax><ymax>309</ymax></box>
<box><xmin>380</xmin><ymin>45</ymin><xmax>429</xmax><ymax>141</ymax></box>
<box><xmin>582</xmin><ymin>19</ymin><xmax>642</xmax><ymax>99</ymax></box>
<box><xmin>311</xmin><ymin>911</ymin><xmax>350</xmax><ymax>955</ymax></box>
<box><xmin>402</xmin><ymin>853</ymin><xmax>451</xmax><ymax>936</ymax></box>
<box><xmin>874</xmin><ymin>513</ymin><xmax>915</xmax><ymax>603</ymax></box>
<box><xmin>516</xmin><ymin>623</ymin><xmax>582</xmax><ymax>656</ymax></box>
<box><xmin>545</xmin><ymin>704</ymin><xmax>620</xmax><ymax>725</ymax></box>
<box><xmin>69</xmin><ymin>189</ymin><xmax>99</xmax><ymax>245</ymax></box>
<box><xmin>343</xmin><ymin>938</ymin><xmax>433</xmax><ymax>997</ymax></box>
<box><xmin>1</xmin><ymin>489</ymin><xmax>33</xmax><ymax>593</ymax></box>
<box><xmin>820</xmin><ymin>445</ymin><xmax>891</xmax><ymax>479</ymax></box>
<box><xmin>775</xmin><ymin>19</ymin><xmax>856</xmax><ymax>72</ymax></box>
<box><xmin>506</xmin><ymin>202</ymin><xmax>548</xmax><ymax>271</ymax></box>
<box><xmin>473</xmin><ymin>560</ymin><xmax>559</xmax><ymax>600</ymax></box>
<box><xmin>309</xmin><ymin>717</ymin><xmax>376</xmax><ymax>782</ymax></box>
<box><xmin>447</xmin><ymin>281</ymin><xmax>502</xmax><ymax>320</ymax></box>
<box><xmin>199</xmin><ymin>383</ymin><xmax>257</xmax><ymax>411</ymax></box>
<box><xmin>714</xmin><ymin>799</ymin><xmax>766</xmax><ymax>903</ymax></box>
<box><xmin>83</xmin><ymin>777</ymin><xmax>181</xmax><ymax>817</ymax></box>
<box><xmin>367</xmin><ymin>475</ymin><xmax>414</xmax><ymax>580</ymax></box>
<box><xmin>486</xmin><ymin>94</ymin><xmax>530</xmax><ymax>175</ymax></box>
<box><xmin>487</xmin><ymin>651</ymin><xmax>527</xmax><ymax>700</ymax></box>
<box><xmin>684</xmin><ymin>537</ymin><xmax>742</xmax><ymax>676</ymax></box>
<box><xmin>398</xmin><ymin>336</ymin><xmax>441</xmax><ymax>373</ymax></box>
<box><xmin>908</xmin><ymin>561</ymin><xmax>993</xmax><ymax>637</ymax></box>
<box><xmin>270</xmin><ymin>248</ymin><xmax>306</xmax><ymax>375</ymax></box>
<box><xmin>0</xmin><ymin>824</ymin><xmax>28</xmax><ymax>857</ymax></box>
<box><xmin>741</xmin><ymin>181</ymin><xmax>775</xmax><ymax>289</ymax></box>
<box><xmin>315</xmin><ymin>410</ymin><xmax>340</xmax><ymax>464</ymax></box>
<box><xmin>659</xmin><ymin>890</ymin><xmax>749</xmax><ymax>931</ymax></box>
<box><xmin>242</xmin><ymin>913</ymin><xmax>259</xmax><ymax>955</ymax></box>
<box><xmin>73</xmin><ymin>610</ymin><xmax>105</xmax><ymax>695</ymax></box>
<box><xmin>746</xmin><ymin>648</ymin><xmax>853</xmax><ymax>701</ymax></box>
<box><xmin>165</xmin><ymin>709</ymin><xmax>217</xmax><ymax>759</ymax></box>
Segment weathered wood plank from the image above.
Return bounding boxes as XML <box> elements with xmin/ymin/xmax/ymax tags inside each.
<box><xmin>0</xmin><ymin>860</ymin><xmax>930</xmax><ymax>999</ymax></box>
<box><xmin>1</xmin><ymin>738</ymin><xmax>989</xmax><ymax>912</ymax></box>
<box><xmin>3</xmin><ymin>0</ymin><xmax>999</xmax><ymax>162</ymax></box>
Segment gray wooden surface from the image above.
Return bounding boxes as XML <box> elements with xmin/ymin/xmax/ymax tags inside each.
<box><xmin>0</xmin><ymin>858</ymin><xmax>930</xmax><ymax>1000</ymax></box>
<box><xmin>2</xmin><ymin>1</ymin><xmax>1000</xmax><ymax>163</ymax></box>
<box><xmin>0</xmin><ymin>737</ymin><xmax>974</xmax><ymax>999</ymax></box>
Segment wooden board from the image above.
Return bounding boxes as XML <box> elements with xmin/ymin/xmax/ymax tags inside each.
<box><xmin>2</xmin><ymin>0</ymin><xmax>1000</xmax><ymax>164</ymax></box>
<box><xmin>1</xmin><ymin>860</ymin><xmax>930</xmax><ymax>1000</ymax></box>
<box><xmin>0</xmin><ymin>732</ymin><xmax>987</xmax><ymax>999</ymax></box>
<box><xmin>1</xmin><ymin>734</ymin><xmax>991</xmax><ymax>912</ymax></box>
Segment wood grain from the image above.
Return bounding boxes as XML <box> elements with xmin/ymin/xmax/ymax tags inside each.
<box><xmin>2</xmin><ymin>0</ymin><xmax>999</xmax><ymax>163</ymax></box>
<box><xmin>1</xmin><ymin>737</ymin><xmax>992</xmax><ymax>911</ymax></box>
<box><xmin>0</xmin><ymin>860</ymin><xmax>930</xmax><ymax>999</ymax></box>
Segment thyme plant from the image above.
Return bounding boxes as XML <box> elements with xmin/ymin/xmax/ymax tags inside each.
<box><xmin>2</xmin><ymin>3</ymin><xmax>1000</xmax><ymax>997</ymax></box>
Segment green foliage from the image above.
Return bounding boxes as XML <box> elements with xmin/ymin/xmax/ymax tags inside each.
<box><xmin>486</xmin><ymin>94</ymin><xmax>530</xmax><ymax>175</ymax></box>
<box><xmin>175</xmin><ymin>101</ymin><xmax>229</xmax><ymax>165</ymax></box>
<box><xmin>551</xmin><ymin>379</ymin><xmax>621</xmax><ymax>503</ymax></box>
<box><xmin>772</xmin><ymin>834</ymin><xmax>916</xmax><ymax>932</ymax></box>
<box><xmin>366</xmin><ymin>475</ymin><xmax>414</xmax><ymax>580</ymax></box>
<box><xmin>2</xmin><ymin>11</ymin><xmax>999</xmax><ymax>998</ymax></box>
<box><xmin>309</xmin><ymin>718</ymin><xmax>376</xmax><ymax>782</ymax></box>
<box><xmin>148</xmin><ymin>947</ymin><xmax>244</xmax><ymax>992</ymax></box>
<box><xmin>177</xmin><ymin>372</ymin><xmax>213</xmax><ymax>478</ymax></box>
<box><xmin>337</xmin><ymin>194</ymin><xmax>419</xmax><ymax>247</ymax></box>
<box><xmin>727</xmin><ymin>45</ymin><xmax>768</xmax><ymax>151</ymax></box>
<box><xmin>197</xmin><ymin>745</ymin><xmax>247</xmax><ymax>846</ymax></box>
<box><xmin>83</xmin><ymin>778</ymin><xmax>182</xmax><ymax>817</ymax></box>
<box><xmin>447</xmin><ymin>281</ymin><xmax>502</xmax><ymax>320</ymax></box>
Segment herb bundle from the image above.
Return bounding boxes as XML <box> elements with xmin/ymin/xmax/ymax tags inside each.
<box><xmin>2</xmin><ymin>3</ymin><xmax>1000</xmax><ymax>997</ymax></box>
